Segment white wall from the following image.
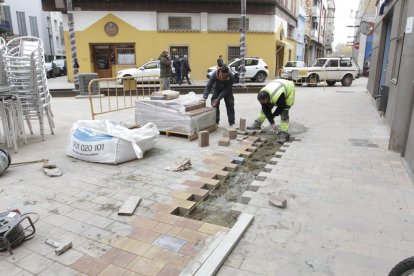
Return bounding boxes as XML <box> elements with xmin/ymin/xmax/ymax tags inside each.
<box><xmin>208</xmin><ymin>14</ymin><xmax>275</xmax><ymax>32</ymax></box>
<box><xmin>157</xmin><ymin>13</ymin><xmax>201</xmax><ymax>30</ymax></box>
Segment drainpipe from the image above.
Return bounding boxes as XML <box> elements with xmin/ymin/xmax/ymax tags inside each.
<box><xmin>239</xmin><ymin>0</ymin><xmax>246</xmax><ymax>87</ymax></box>
<box><xmin>66</xmin><ymin>0</ymin><xmax>79</xmax><ymax>91</ymax></box>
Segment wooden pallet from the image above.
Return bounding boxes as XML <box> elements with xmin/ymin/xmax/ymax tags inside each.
<box><xmin>159</xmin><ymin>124</ymin><xmax>217</xmax><ymax>141</ymax></box>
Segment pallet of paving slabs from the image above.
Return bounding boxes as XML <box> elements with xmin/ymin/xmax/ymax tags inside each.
<box><xmin>159</xmin><ymin>124</ymin><xmax>217</xmax><ymax>141</ymax></box>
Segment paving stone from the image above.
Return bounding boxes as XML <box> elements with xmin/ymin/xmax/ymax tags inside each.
<box><xmin>127</xmin><ymin>256</ymin><xmax>165</xmax><ymax>275</ymax></box>
<box><xmin>152</xmin><ymin>235</ymin><xmax>187</xmax><ymax>251</ymax></box>
<box><xmin>129</xmin><ymin>227</ymin><xmax>161</xmax><ymax>243</ymax></box>
<box><xmin>218</xmin><ymin>137</ymin><xmax>230</xmax><ymax>146</ymax></box>
<box><xmin>101</xmin><ymin>248</ymin><xmax>137</xmax><ymax>268</ymax></box>
<box><xmin>198</xmin><ymin>223</ymin><xmax>230</xmax><ymax>235</ymax></box>
<box><xmin>97</xmin><ymin>264</ymin><xmax>127</xmax><ymax>276</ymax></box>
<box><xmin>176</xmin><ymin>228</ymin><xmax>209</xmax><ymax>244</ymax></box>
<box><xmin>70</xmin><ymin>255</ymin><xmax>109</xmax><ymax>276</ymax></box>
<box><xmin>15</xmin><ymin>252</ymin><xmax>54</xmax><ymax>274</ymax></box>
<box><xmin>39</xmin><ymin>262</ymin><xmax>79</xmax><ymax>276</ymax></box>
<box><xmin>198</xmin><ymin>131</ymin><xmax>209</xmax><ymax>147</ymax></box>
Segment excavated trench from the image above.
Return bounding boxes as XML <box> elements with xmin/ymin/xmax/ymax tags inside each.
<box><xmin>189</xmin><ymin>132</ymin><xmax>283</xmax><ymax>228</ymax></box>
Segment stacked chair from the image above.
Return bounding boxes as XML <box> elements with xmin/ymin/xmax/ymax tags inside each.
<box><xmin>1</xmin><ymin>36</ymin><xmax>55</xmax><ymax>151</ymax></box>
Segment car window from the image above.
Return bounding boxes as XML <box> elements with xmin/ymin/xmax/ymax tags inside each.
<box><xmin>144</xmin><ymin>62</ymin><xmax>158</xmax><ymax>69</ymax></box>
<box><xmin>340</xmin><ymin>60</ymin><xmax>352</xmax><ymax>67</ymax></box>
<box><xmin>246</xmin><ymin>59</ymin><xmax>258</xmax><ymax>66</ymax></box>
<box><xmin>312</xmin><ymin>59</ymin><xmax>327</xmax><ymax>67</ymax></box>
<box><xmin>327</xmin><ymin>60</ymin><xmax>339</xmax><ymax>67</ymax></box>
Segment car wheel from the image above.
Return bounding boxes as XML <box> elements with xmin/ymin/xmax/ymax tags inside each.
<box><xmin>341</xmin><ymin>74</ymin><xmax>353</xmax><ymax>86</ymax></box>
<box><xmin>255</xmin><ymin>72</ymin><xmax>267</xmax><ymax>82</ymax></box>
<box><xmin>306</xmin><ymin>74</ymin><xmax>318</xmax><ymax>87</ymax></box>
<box><xmin>326</xmin><ymin>80</ymin><xmax>336</xmax><ymax>86</ymax></box>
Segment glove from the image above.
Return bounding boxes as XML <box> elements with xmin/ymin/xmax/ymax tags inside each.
<box><xmin>200</xmin><ymin>98</ymin><xmax>206</xmax><ymax>104</ymax></box>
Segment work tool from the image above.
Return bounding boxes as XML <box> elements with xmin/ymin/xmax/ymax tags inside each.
<box><xmin>45</xmin><ymin>239</ymin><xmax>72</xmax><ymax>255</ymax></box>
<box><xmin>0</xmin><ymin>211</ymin><xmax>37</xmax><ymax>254</ymax></box>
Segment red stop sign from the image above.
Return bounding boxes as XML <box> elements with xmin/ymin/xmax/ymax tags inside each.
<box><xmin>354</xmin><ymin>41</ymin><xmax>360</xmax><ymax>49</ymax></box>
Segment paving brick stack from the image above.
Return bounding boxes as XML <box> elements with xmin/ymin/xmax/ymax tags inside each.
<box><xmin>198</xmin><ymin>131</ymin><xmax>209</xmax><ymax>147</ymax></box>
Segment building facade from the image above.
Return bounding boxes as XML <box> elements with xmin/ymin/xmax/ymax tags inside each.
<box><xmin>351</xmin><ymin>0</ymin><xmax>376</xmax><ymax>70</ymax></box>
<box><xmin>367</xmin><ymin>0</ymin><xmax>414</xmax><ymax>175</ymax></box>
<box><xmin>1</xmin><ymin>0</ymin><xmax>65</xmax><ymax>61</ymax></box>
<box><xmin>41</xmin><ymin>0</ymin><xmax>297</xmax><ymax>81</ymax></box>
<box><xmin>324</xmin><ymin>0</ymin><xmax>335</xmax><ymax>55</ymax></box>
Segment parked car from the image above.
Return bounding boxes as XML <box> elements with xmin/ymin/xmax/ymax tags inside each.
<box><xmin>207</xmin><ymin>57</ymin><xmax>268</xmax><ymax>82</ymax></box>
<box><xmin>116</xmin><ymin>60</ymin><xmax>177</xmax><ymax>84</ymax></box>
<box><xmin>280</xmin><ymin>61</ymin><xmax>306</xmax><ymax>80</ymax></box>
<box><xmin>280</xmin><ymin>57</ymin><xmax>360</xmax><ymax>87</ymax></box>
<box><xmin>45</xmin><ymin>59</ymin><xmax>66</xmax><ymax>78</ymax></box>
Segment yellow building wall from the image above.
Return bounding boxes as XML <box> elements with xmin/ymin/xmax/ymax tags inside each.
<box><xmin>65</xmin><ymin>13</ymin><xmax>281</xmax><ymax>82</ymax></box>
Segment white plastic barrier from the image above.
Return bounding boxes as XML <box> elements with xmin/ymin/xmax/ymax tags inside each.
<box><xmin>66</xmin><ymin>120</ymin><xmax>159</xmax><ymax>164</ymax></box>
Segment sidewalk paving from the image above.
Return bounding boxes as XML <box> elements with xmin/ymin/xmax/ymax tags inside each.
<box><xmin>0</xmin><ymin>77</ymin><xmax>413</xmax><ymax>275</ymax></box>
<box><xmin>218</xmin><ymin>78</ymin><xmax>414</xmax><ymax>276</ymax></box>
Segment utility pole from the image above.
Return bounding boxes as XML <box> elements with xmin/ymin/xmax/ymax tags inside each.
<box><xmin>239</xmin><ymin>0</ymin><xmax>246</xmax><ymax>87</ymax></box>
<box><xmin>66</xmin><ymin>0</ymin><xmax>79</xmax><ymax>91</ymax></box>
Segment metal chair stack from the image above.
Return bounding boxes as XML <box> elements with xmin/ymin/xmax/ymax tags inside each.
<box><xmin>3</xmin><ymin>36</ymin><xmax>54</xmax><ymax>143</ymax></box>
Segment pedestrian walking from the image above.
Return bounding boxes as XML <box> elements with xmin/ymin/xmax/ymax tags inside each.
<box><xmin>172</xmin><ymin>55</ymin><xmax>181</xmax><ymax>84</ymax></box>
<box><xmin>179</xmin><ymin>55</ymin><xmax>191</xmax><ymax>85</ymax></box>
<box><xmin>217</xmin><ymin>55</ymin><xmax>224</xmax><ymax>67</ymax></box>
<box><xmin>159</xmin><ymin>50</ymin><xmax>173</xmax><ymax>90</ymax></box>
<box><xmin>201</xmin><ymin>65</ymin><xmax>235</xmax><ymax>127</ymax></box>
<box><xmin>247</xmin><ymin>79</ymin><xmax>295</xmax><ymax>143</ymax></box>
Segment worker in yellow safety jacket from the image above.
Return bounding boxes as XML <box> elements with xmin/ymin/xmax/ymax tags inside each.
<box><xmin>247</xmin><ymin>79</ymin><xmax>295</xmax><ymax>142</ymax></box>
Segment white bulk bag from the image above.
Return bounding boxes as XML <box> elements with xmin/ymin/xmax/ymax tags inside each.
<box><xmin>66</xmin><ymin>120</ymin><xmax>159</xmax><ymax>164</ymax></box>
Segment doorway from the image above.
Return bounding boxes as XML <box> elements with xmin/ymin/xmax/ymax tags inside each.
<box><xmin>92</xmin><ymin>45</ymin><xmax>113</xmax><ymax>78</ymax></box>
<box><xmin>276</xmin><ymin>45</ymin><xmax>284</xmax><ymax>77</ymax></box>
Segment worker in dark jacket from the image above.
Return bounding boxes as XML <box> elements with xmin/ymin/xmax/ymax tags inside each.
<box><xmin>172</xmin><ymin>55</ymin><xmax>181</xmax><ymax>84</ymax></box>
<box><xmin>159</xmin><ymin>50</ymin><xmax>173</xmax><ymax>90</ymax></box>
<box><xmin>202</xmin><ymin>65</ymin><xmax>235</xmax><ymax>127</ymax></box>
<box><xmin>179</xmin><ymin>55</ymin><xmax>191</xmax><ymax>85</ymax></box>
<box><xmin>247</xmin><ymin>79</ymin><xmax>295</xmax><ymax>142</ymax></box>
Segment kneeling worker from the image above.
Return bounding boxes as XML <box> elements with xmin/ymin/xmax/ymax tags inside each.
<box><xmin>247</xmin><ymin>79</ymin><xmax>295</xmax><ymax>143</ymax></box>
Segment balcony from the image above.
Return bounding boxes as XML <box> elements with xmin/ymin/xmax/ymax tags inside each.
<box><xmin>312</xmin><ymin>5</ymin><xmax>320</xmax><ymax>18</ymax></box>
<box><xmin>311</xmin><ymin>29</ymin><xmax>318</xmax><ymax>41</ymax></box>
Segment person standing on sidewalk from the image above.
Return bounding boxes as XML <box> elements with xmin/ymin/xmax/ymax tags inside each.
<box><xmin>201</xmin><ymin>65</ymin><xmax>235</xmax><ymax>127</ymax></box>
<box><xmin>179</xmin><ymin>55</ymin><xmax>191</xmax><ymax>85</ymax></box>
<box><xmin>159</xmin><ymin>50</ymin><xmax>173</xmax><ymax>91</ymax></box>
<box><xmin>217</xmin><ymin>55</ymin><xmax>224</xmax><ymax>67</ymax></box>
<box><xmin>247</xmin><ymin>79</ymin><xmax>295</xmax><ymax>143</ymax></box>
<box><xmin>172</xmin><ymin>55</ymin><xmax>181</xmax><ymax>84</ymax></box>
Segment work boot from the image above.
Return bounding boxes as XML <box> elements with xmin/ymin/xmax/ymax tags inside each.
<box><xmin>247</xmin><ymin>120</ymin><xmax>262</xmax><ymax>130</ymax></box>
<box><xmin>276</xmin><ymin>131</ymin><xmax>290</xmax><ymax>143</ymax></box>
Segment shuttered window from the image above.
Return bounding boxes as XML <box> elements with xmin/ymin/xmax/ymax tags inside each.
<box><xmin>29</xmin><ymin>16</ymin><xmax>39</xmax><ymax>38</ymax></box>
<box><xmin>227</xmin><ymin>18</ymin><xmax>249</xmax><ymax>31</ymax></box>
<box><xmin>3</xmin><ymin>6</ymin><xmax>13</xmax><ymax>36</ymax></box>
<box><xmin>16</xmin><ymin>11</ymin><xmax>27</xmax><ymax>36</ymax></box>
<box><xmin>168</xmin><ymin>17</ymin><xmax>191</xmax><ymax>30</ymax></box>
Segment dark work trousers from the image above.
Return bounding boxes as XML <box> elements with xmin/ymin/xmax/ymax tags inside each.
<box><xmin>211</xmin><ymin>91</ymin><xmax>235</xmax><ymax>125</ymax></box>
<box><xmin>179</xmin><ymin>74</ymin><xmax>191</xmax><ymax>85</ymax></box>
<box><xmin>175</xmin><ymin>70</ymin><xmax>181</xmax><ymax>84</ymax></box>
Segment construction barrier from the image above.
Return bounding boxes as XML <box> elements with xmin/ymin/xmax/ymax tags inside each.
<box><xmin>88</xmin><ymin>75</ymin><xmax>160</xmax><ymax>119</ymax></box>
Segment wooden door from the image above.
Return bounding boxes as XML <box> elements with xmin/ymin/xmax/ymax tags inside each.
<box><xmin>93</xmin><ymin>46</ymin><xmax>112</xmax><ymax>78</ymax></box>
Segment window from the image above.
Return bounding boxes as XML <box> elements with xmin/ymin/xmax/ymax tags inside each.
<box><xmin>115</xmin><ymin>44</ymin><xmax>135</xmax><ymax>65</ymax></box>
<box><xmin>16</xmin><ymin>11</ymin><xmax>27</xmax><ymax>36</ymax></box>
<box><xmin>59</xmin><ymin>23</ymin><xmax>64</xmax><ymax>44</ymax></box>
<box><xmin>54</xmin><ymin>19</ymin><xmax>58</xmax><ymax>31</ymax></box>
<box><xmin>327</xmin><ymin>59</ymin><xmax>338</xmax><ymax>67</ymax></box>
<box><xmin>227</xmin><ymin>18</ymin><xmax>249</xmax><ymax>31</ymax></box>
<box><xmin>29</xmin><ymin>16</ymin><xmax>39</xmax><ymax>37</ymax></box>
<box><xmin>168</xmin><ymin>17</ymin><xmax>191</xmax><ymax>29</ymax></box>
<box><xmin>312</xmin><ymin>22</ymin><xmax>318</xmax><ymax>30</ymax></box>
<box><xmin>3</xmin><ymin>6</ymin><xmax>13</xmax><ymax>36</ymax></box>
<box><xmin>245</xmin><ymin>59</ymin><xmax>258</xmax><ymax>66</ymax></box>
<box><xmin>170</xmin><ymin>46</ymin><xmax>188</xmax><ymax>59</ymax></box>
<box><xmin>287</xmin><ymin>24</ymin><xmax>295</xmax><ymax>38</ymax></box>
<box><xmin>144</xmin><ymin>62</ymin><xmax>158</xmax><ymax>69</ymax></box>
<box><xmin>228</xmin><ymin>46</ymin><xmax>240</xmax><ymax>61</ymax></box>
<box><xmin>340</xmin><ymin>60</ymin><xmax>352</xmax><ymax>67</ymax></box>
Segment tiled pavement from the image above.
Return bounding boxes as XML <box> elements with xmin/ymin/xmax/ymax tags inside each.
<box><xmin>1</xmin><ymin>78</ymin><xmax>413</xmax><ymax>275</ymax></box>
<box><xmin>217</xmin><ymin>79</ymin><xmax>414</xmax><ymax>275</ymax></box>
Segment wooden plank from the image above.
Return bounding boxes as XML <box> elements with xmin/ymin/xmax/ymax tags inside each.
<box><xmin>193</xmin><ymin>213</ymin><xmax>254</xmax><ymax>276</ymax></box>
<box><xmin>118</xmin><ymin>196</ymin><xmax>141</xmax><ymax>216</ymax></box>
<box><xmin>159</xmin><ymin>124</ymin><xmax>217</xmax><ymax>141</ymax></box>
